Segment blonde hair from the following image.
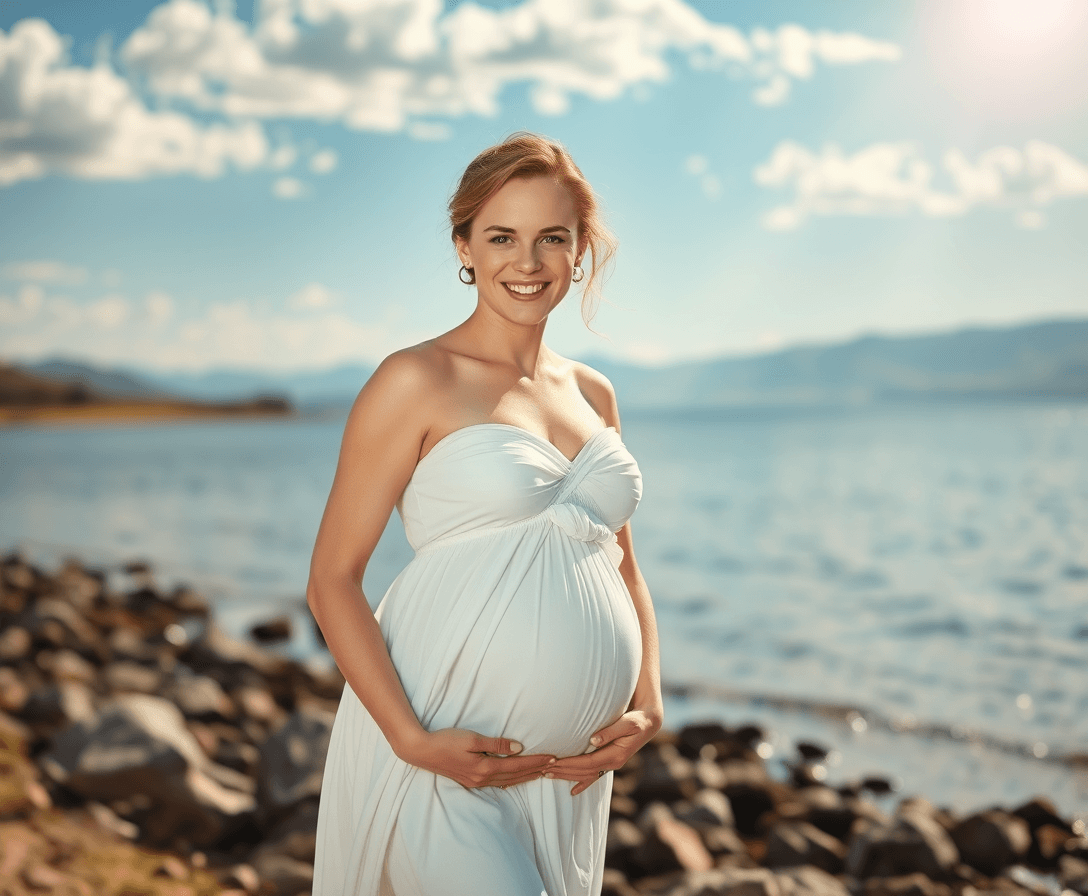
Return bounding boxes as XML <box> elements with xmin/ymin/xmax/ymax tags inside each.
<box><xmin>449</xmin><ymin>132</ymin><xmax>617</xmax><ymax>325</ymax></box>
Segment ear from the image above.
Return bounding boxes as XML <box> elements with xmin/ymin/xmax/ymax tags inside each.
<box><xmin>576</xmin><ymin>236</ymin><xmax>588</xmax><ymax>267</ymax></box>
<box><xmin>454</xmin><ymin>235</ymin><xmax>472</xmax><ymax>269</ymax></box>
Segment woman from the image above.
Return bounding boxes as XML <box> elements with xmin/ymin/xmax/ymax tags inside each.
<box><xmin>308</xmin><ymin>132</ymin><xmax>663</xmax><ymax>896</ymax></box>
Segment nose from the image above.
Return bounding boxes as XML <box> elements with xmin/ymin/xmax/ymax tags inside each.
<box><xmin>513</xmin><ymin>242</ymin><xmax>542</xmax><ymax>273</ymax></box>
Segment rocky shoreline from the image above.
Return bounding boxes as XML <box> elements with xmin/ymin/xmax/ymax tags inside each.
<box><xmin>1</xmin><ymin>553</ymin><xmax>1086</xmax><ymax>896</ymax></box>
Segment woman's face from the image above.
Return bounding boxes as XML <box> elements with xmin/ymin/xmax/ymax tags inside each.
<box><xmin>455</xmin><ymin>175</ymin><xmax>585</xmax><ymax>328</ymax></box>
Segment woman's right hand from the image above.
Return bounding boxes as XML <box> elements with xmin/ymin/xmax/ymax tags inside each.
<box><xmin>398</xmin><ymin>728</ymin><xmax>556</xmax><ymax>790</ymax></box>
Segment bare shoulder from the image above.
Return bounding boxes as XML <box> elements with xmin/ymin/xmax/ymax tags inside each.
<box><xmin>570</xmin><ymin>359</ymin><xmax>621</xmax><ymax>430</ymax></box>
<box><xmin>344</xmin><ymin>342</ymin><xmax>449</xmax><ymax>442</ymax></box>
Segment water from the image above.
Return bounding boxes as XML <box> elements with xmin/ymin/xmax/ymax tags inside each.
<box><xmin>2</xmin><ymin>402</ymin><xmax>1087</xmax><ymax>819</ymax></box>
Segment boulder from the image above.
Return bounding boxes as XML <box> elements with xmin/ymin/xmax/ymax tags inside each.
<box><xmin>251</xmin><ymin>853</ymin><xmax>314</xmax><ymax>896</ymax></box>
<box><xmin>0</xmin><ymin>626</ymin><xmax>32</xmax><ymax>663</ymax></box>
<box><xmin>250</xmin><ymin>615</ymin><xmax>293</xmax><ymax>644</ymax></box>
<box><xmin>631</xmin><ymin>744</ymin><xmax>698</xmax><ymax>805</ymax></box>
<box><xmin>104</xmin><ymin>661</ymin><xmax>163</xmax><ymax>695</ymax></box>
<box><xmin>1060</xmin><ymin>855</ymin><xmax>1088</xmax><ymax>896</ymax></box>
<box><xmin>776</xmin><ymin>865</ymin><xmax>852</xmax><ymax>896</ymax></box>
<box><xmin>862</xmin><ymin>872</ymin><xmax>953</xmax><ymax>896</ymax></box>
<box><xmin>165</xmin><ymin>668</ymin><xmax>236</xmax><ymax>720</ymax></box>
<box><xmin>0</xmin><ymin>711</ymin><xmax>51</xmax><ymax>817</ymax></box>
<box><xmin>258</xmin><ymin>706</ymin><xmax>334</xmax><ymax>817</ymax></box>
<box><xmin>40</xmin><ymin>693</ymin><xmax>255</xmax><ymax>846</ymax></box>
<box><xmin>634</xmin><ymin>802</ymin><xmax>714</xmax><ymax>876</ymax></box>
<box><xmin>951</xmin><ymin>810</ymin><xmax>1032</xmax><ymax>876</ymax></box>
<box><xmin>846</xmin><ymin>812</ymin><xmax>960</xmax><ymax>880</ymax></box>
<box><xmin>644</xmin><ymin>866</ymin><xmax>783</xmax><ymax>896</ymax></box>
<box><xmin>765</xmin><ymin>820</ymin><xmax>847</xmax><ymax>873</ymax></box>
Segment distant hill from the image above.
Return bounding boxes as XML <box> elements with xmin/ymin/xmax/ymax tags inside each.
<box><xmin>12</xmin><ymin>317</ymin><xmax>1088</xmax><ymax>413</ymax></box>
<box><xmin>585</xmin><ymin>317</ymin><xmax>1088</xmax><ymax>411</ymax></box>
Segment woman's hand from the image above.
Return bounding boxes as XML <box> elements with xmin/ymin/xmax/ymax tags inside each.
<box><xmin>399</xmin><ymin>728</ymin><xmax>556</xmax><ymax>790</ymax></box>
<box><xmin>544</xmin><ymin>708</ymin><xmax>661</xmax><ymax>796</ymax></box>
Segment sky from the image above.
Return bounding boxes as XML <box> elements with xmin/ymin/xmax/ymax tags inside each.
<box><xmin>1</xmin><ymin>0</ymin><xmax>1087</xmax><ymax>372</ymax></box>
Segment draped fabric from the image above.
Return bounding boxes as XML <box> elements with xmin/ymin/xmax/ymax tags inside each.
<box><xmin>313</xmin><ymin>424</ymin><xmax>644</xmax><ymax>896</ymax></box>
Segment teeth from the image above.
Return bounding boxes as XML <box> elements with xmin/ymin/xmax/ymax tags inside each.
<box><xmin>505</xmin><ymin>283</ymin><xmax>545</xmax><ymax>295</ymax></box>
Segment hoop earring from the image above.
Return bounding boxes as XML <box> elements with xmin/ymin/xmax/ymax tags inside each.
<box><xmin>571</xmin><ymin>265</ymin><xmax>585</xmax><ymax>283</ymax></box>
<box><xmin>458</xmin><ymin>265</ymin><xmax>474</xmax><ymax>284</ymax></box>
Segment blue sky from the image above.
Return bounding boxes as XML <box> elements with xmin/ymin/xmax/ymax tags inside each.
<box><xmin>2</xmin><ymin>0</ymin><xmax>1087</xmax><ymax>371</ymax></box>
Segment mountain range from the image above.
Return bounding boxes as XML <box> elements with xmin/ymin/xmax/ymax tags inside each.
<box><xmin>14</xmin><ymin>317</ymin><xmax>1088</xmax><ymax>413</ymax></box>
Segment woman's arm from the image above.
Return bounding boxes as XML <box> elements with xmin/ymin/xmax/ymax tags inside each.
<box><xmin>307</xmin><ymin>350</ymin><xmax>556</xmax><ymax>788</ymax></box>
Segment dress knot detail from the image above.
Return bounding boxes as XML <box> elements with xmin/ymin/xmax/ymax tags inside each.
<box><xmin>543</xmin><ymin>503</ymin><xmax>624</xmax><ymax>568</ymax></box>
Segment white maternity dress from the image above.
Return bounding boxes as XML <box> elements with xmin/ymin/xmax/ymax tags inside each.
<box><xmin>313</xmin><ymin>423</ymin><xmax>644</xmax><ymax>896</ymax></box>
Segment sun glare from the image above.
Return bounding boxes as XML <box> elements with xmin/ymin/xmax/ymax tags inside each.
<box><xmin>919</xmin><ymin>0</ymin><xmax>1088</xmax><ymax>122</ymax></box>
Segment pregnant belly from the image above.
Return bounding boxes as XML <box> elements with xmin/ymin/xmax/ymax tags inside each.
<box><xmin>382</xmin><ymin>530</ymin><xmax>643</xmax><ymax>759</ymax></box>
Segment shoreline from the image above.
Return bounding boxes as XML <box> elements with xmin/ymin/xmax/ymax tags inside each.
<box><xmin>1</xmin><ymin>552</ymin><xmax>1086</xmax><ymax>896</ymax></box>
<box><xmin>0</xmin><ymin>399</ymin><xmax>294</xmax><ymax>429</ymax></box>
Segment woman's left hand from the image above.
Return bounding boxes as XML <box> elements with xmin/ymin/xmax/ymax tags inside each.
<box><xmin>543</xmin><ymin>708</ymin><xmax>661</xmax><ymax>796</ymax></box>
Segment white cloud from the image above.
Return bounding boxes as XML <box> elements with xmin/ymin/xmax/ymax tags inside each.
<box><xmin>0</xmin><ymin>18</ymin><xmax>270</xmax><ymax>188</ymax></box>
<box><xmin>145</xmin><ymin>290</ymin><xmax>175</xmax><ymax>323</ymax></box>
<box><xmin>117</xmin><ymin>0</ymin><xmax>899</xmax><ymax>134</ymax></box>
<box><xmin>3</xmin><ymin>260</ymin><xmax>88</xmax><ymax>284</ymax></box>
<box><xmin>269</xmin><ymin>144</ymin><xmax>298</xmax><ymax>170</ymax></box>
<box><xmin>0</xmin><ymin>284</ymin><xmax>45</xmax><ymax>324</ymax></box>
<box><xmin>287</xmin><ymin>282</ymin><xmax>335</xmax><ymax>309</ymax></box>
<box><xmin>753</xmin><ymin>139</ymin><xmax>1088</xmax><ymax>229</ymax></box>
<box><xmin>86</xmin><ymin>294</ymin><xmax>129</xmax><ymax>328</ymax></box>
<box><xmin>308</xmin><ymin>148</ymin><xmax>338</xmax><ymax>174</ymax></box>
<box><xmin>272</xmin><ymin>175</ymin><xmax>306</xmax><ymax>198</ymax></box>
<box><xmin>683</xmin><ymin>153</ymin><xmax>721</xmax><ymax>199</ymax></box>
<box><xmin>0</xmin><ymin>296</ymin><xmax>388</xmax><ymax>371</ymax></box>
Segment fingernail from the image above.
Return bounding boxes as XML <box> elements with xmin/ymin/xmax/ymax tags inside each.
<box><xmin>544</xmin><ymin>772</ymin><xmax>554</xmax><ymax>778</ymax></box>
<box><xmin>547</xmin><ymin>757</ymin><xmax>556</xmax><ymax>764</ymax></box>
<box><xmin>510</xmin><ymin>741</ymin><xmax>523</xmax><ymax>754</ymax></box>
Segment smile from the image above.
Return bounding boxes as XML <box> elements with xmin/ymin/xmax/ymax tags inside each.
<box><xmin>503</xmin><ymin>282</ymin><xmax>547</xmax><ymax>295</ymax></box>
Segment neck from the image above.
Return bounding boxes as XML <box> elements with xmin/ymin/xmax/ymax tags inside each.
<box><xmin>460</xmin><ymin>303</ymin><xmax>550</xmax><ymax>378</ymax></box>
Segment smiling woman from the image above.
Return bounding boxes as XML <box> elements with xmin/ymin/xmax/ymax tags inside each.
<box><xmin>448</xmin><ymin>132</ymin><xmax>617</xmax><ymax>325</ymax></box>
<box><xmin>307</xmin><ymin>132</ymin><xmax>662</xmax><ymax>896</ymax></box>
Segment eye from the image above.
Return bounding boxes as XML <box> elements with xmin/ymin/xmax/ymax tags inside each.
<box><xmin>542</xmin><ymin>235</ymin><xmax>566</xmax><ymax>244</ymax></box>
<box><xmin>489</xmin><ymin>235</ymin><xmax>510</xmax><ymax>244</ymax></box>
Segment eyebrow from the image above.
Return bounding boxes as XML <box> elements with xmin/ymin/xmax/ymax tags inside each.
<box><xmin>482</xmin><ymin>225</ymin><xmax>572</xmax><ymax>235</ymax></box>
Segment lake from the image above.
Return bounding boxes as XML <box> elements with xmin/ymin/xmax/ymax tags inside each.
<box><xmin>2</xmin><ymin>401</ymin><xmax>1086</xmax><ymax>820</ymax></box>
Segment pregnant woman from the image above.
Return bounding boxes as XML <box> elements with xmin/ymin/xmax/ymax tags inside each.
<box><xmin>308</xmin><ymin>132</ymin><xmax>663</xmax><ymax>895</ymax></box>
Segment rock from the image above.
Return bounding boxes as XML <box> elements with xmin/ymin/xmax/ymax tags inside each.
<box><xmin>40</xmin><ymin>693</ymin><xmax>255</xmax><ymax>846</ymax></box>
<box><xmin>951</xmin><ymin>810</ymin><xmax>1032</xmax><ymax>876</ymax></box>
<box><xmin>218</xmin><ymin>863</ymin><xmax>262</xmax><ymax>894</ymax></box>
<box><xmin>258</xmin><ymin>706</ymin><xmax>334</xmax><ymax>817</ymax></box>
<box><xmin>606</xmin><ymin>816</ymin><xmax>644</xmax><ymax>875</ymax></box>
<box><xmin>765</xmin><ymin>820</ymin><xmax>847</xmax><ymax>873</ymax></box>
<box><xmin>677</xmin><ymin>722</ymin><xmax>734</xmax><ymax>760</ymax></box>
<box><xmin>1036</xmin><ymin>824</ymin><xmax>1075</xmax><ymax>862</ymax></box>
<box><xmin>21</xmin><ymin>682</ymin><xmax>96</xmax><ymax>732</ymax></box>
<box><xmin>183</xmin><ymin>620</ymin><xmax>291</xmax><ymax>680</ymax></box>
<box><xmin>86</xmin><ymin>800</ymin><xmax>140</xmax><ymax>839</ymax></box>
<box><xmin>251</xmin><ymin>853</ymin><xmax>314</xmax><ymax>896</ymax></box>
<box><xmin>675</xmin><ymin>788</ymin><xmax>735</xmax><ymax>831</ymax></box>
<box><xmin>776</xmin><ymin>864</ymin><xmax>852</xmax><ymax>896</ymax></box>
<box><xmin>107</xmin><ymin>626</ymin><xmax>159</xmax><ymax>663</ymax></box>
<box><xmin>236</xmin><ymin>685</ymin><xmax>284</xmax><ymax>726</ymax></box>
<box><xmin>37</xmin><ymin>648</ymin><xmax>97</xmax><ymax>685</ymax></box>
<box><xmin>0</xmin><ymin>626</ymin><xmax>32</xmax><ymax>663</ymax></box>
<box><xmin>1060</xmin><ymin>855</ymin><xmax>1088</xmax><ymax>896</ymax></box>
<box><xmin>0</xmin><ymin>711</ymin><xmax>51</xmax><ymax>817</ymax></box>
<box><xmin>635</xmin><ymin>802</ymin><xmax>714</xmax><ymax>876</ymax></box>
<box><xmin>644</xmin><ymin>866</ymin><xmax>783</xmax><ymax>896</ymax></box>
<box><xmin>631</xmin><ymin>744</ymin><xmax>698</xmax><ymax>805</ymax></box>
<box><xmin>104</xmin><ymin>661</ymin><xmax>163</xmax><ymax>695</ymax></box>
<box><xmin>0</xmin><ymin>666</ymin><xmax>29</xmax><ymax>713</ymax></box>
<box><xmin>797</xmin><ymin>740</ymin><xmax>831</xmax><ymax>761</ymax></box>
<box><xmin>862</xmin><ymin>872</ymin><xmax>953</xmax><ymax>896</ymax></box>
<box><xmin>166</xmin><ymin>668</ymin><xmax>236</xmax><ymax>720</ymax></box>
<box><xmin>601</xmin><ymin>866</ymin><xmax>640</xmax><ymax>896</ymax></box>
<box><xmin>250</xmin><ymin>615</ymin><xmax>293</xmax><ymax>644</ymax></box>
<box><xmin>846</xmin><ymin>812</ymin><xmax>960</xmax><ymax>879</ymax></box>
<box><xmin>25</xmin><ymin>597</ymin><xmax>101</xmax><ymax>651</ymax></box>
